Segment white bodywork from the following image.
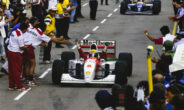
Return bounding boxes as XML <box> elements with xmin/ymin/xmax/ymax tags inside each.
<box><xmin>61</xmin><ymin>58</ymin><xmax>116</xmax><ymax>84</ymax></box>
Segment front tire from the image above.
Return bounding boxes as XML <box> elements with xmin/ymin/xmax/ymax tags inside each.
<box><xmin>114</xmin><ymin>61</ymin><xmax>128</xmax><ymax>85</ymax></box>
<box><xmin>118</xmin><ymin>53</ymin><xmax>133</xmax><ymax>76</ymax></box>
<box><xmin>52</xmin><ymin>60</ymin><xmax>65</xmax><ymax>84</ymax></box>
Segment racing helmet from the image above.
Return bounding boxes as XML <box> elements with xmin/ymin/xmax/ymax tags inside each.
<box><xmin>89</xmin><ymin>49</ymin><xmax>98</xmax><ymax>58</ymax></box>
<box><xmin>91</xmin><ymin>44</ymin><xmax>97</xmax><ymax>50</ymax></box>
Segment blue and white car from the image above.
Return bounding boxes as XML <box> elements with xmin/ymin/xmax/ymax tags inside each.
<box><xmin>120</xmin><ymin>0</ymin><xmax>161</xmax><ymax>15</ymax></box>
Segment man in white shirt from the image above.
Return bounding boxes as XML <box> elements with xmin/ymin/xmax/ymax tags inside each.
<box><xmin>22</xmin><ymin>21</ymin><xmax>68</xmax><ymax>86</ymax></box>
<box><xmin>7</xmin><ymin>23</ymin><xmax>29</xmax><ymax>91</ymax></box>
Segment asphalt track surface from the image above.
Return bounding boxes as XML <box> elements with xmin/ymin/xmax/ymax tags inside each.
<box><xmin>0</xmin><ymin>0</ymin><xmax>174</xmax><ymax>110</ymax></box>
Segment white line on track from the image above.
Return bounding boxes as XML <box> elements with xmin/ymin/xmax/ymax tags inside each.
<box><xmin>107</xmin><ymin>13</ymin><xmax>113</xmax><ymax>17</ymax></box>
<box><xmin>113</xmin><ymin>8</ymin><xmax>118</xmax><ymax>12</ymax></box>
<box><xmin>72</xmin><ymin>45</ymin><xmax>77</xmax><ymax>49</ymax></box>
<box><xmin>82</xmin><ymin>3</ymin><xmax>88</xmax><ymax>7</ymax></box>
<box><xmin>14</xmin><ymin>88</ymin><xmax>31</xmax><ymax>101</ymax></box>
<box><xmin>83</xmin><ymin>34</ymin><xmax>91</xmax><ymax>39</ymax></box>
<box><xmin>101</xmin><ymin>19</ymin><xmax>107</xmax><ymax>24</ymax></box>
<box><xmin>39</xmin><ymin>68</ymin><xmax>52</xmax><ymax>79</ymax></box>
<box><xmin>92</xmin><ymin>26</ymin><xmax>99</xmax><ymax>31</ymax></box>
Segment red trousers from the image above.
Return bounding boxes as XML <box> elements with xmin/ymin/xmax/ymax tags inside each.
<box><xmin>7</xmin><ymin>50</ymin><xmax>23</xmax><ymax>88</ymax></box>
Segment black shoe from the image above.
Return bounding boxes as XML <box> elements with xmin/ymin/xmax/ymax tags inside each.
<box><xmin>78</xmin><ymin>15</ymin><xmax>84</xmax><ymax>18</ymax></box>
<box><xmin>0</xmin><ymin>58</ymin><xmax>5</xmax><ymax>63</ymax></box>
<box><xmin>1</xmin><ymin>68</ymin><xmax>8</xmax><ymax>75</ymax></box>
<box><xmin>90</xmin><ymin>18</ymin><xmax>96</xmax><ymax>20</ymax></box>
<box><xmin>65</xmin><ymin>37</ymin><xmax>71</xmax><ymax>40</ymax></box>
<box><xmin>74</xmin><ymin>19</ymin><xmax>79</xmax><ymax>22</ymax></box>
<box><xmin>55</xmin><ymin>45</ymin><xmax>64</xmax><ymax>48</ymax></box>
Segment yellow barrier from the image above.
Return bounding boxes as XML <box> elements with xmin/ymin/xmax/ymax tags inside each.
<box><xmin>172</xmin><ymin>21</ymin><xmax>178</xmax><ymax>35</ymax></box>
<box><xmin>147</xmin><ymin>45</ymin><xmax>154</xmax><ymax>94</ymax></box>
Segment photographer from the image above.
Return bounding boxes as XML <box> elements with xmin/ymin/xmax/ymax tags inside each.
<box><xmin>10</xmin><ymin>3</ymin><xmax>25</xmax><ymax>26</ymax></box>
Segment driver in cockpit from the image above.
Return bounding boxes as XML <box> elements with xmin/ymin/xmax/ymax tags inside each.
<box><xmin>77</xmin><ymin>43</ymin><xmax>108</xmax><ymax>60</ymax></box>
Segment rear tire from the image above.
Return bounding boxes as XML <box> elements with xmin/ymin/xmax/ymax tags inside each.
<box><xmin>61</xmin><ymin>51</ymin><xmax>75</xmax><ymax>73</ymax></box>
<box><xmin>152</xmin><ymin>0</ymin><xmax>161</xmax><ymax>14</ymax></box>
<box><xmin>114</xmin><ymin>61</ymin><xmax>128</xmax><ymax>85</ymax></box>
<box><xmin>52</xmin><ymin>60</ymin><xmax>65</xmax><ymax>84</ymax></box>
<box><xmin>118</xmin><ymin>53</ymin><xmax>133</xmax><ymax>76</ymax></box>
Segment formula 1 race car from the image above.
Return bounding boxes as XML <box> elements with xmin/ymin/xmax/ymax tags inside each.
<box><xmin>120</xmin><ymin>0</ymin><xmax>161</xmax><ymax>15</ymax></box>
<box><xmin>52</xmin><ymin>40</ymin><xmax>132</xmax><ymax>85</ymax></box>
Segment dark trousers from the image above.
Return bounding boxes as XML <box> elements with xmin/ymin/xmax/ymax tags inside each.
<box><xmin>55</xmin><ymin>19</ymin><xmax>63</xmax><ymax>46</ymax></box>
<box><xmin>7</xmin><ymin>50</ymin><xmax>23</xmax><ymax>88</ymax></box>
<box><xmin>62</xmin><ymin>17</ymin><xmax>70</xmax><ymax>39</ymax></box>
<box><xmin>32</xmin><ymin>4</ymin><xmax>43</xmax><ymax>22</ymax></box>
<box><xmin>101</xmin><ymin>0</ymin><xmax>108</xmax><ymax>5</ymax></box>
<box><xmin>89</xmin><ymin>0</ymin><xmax>98</xmax><ymax>19</ymax></box>
<box><xmin>76</xmin><ymin>0</ymin><xmax>82</xmax><ymax>17</ymax></box>
<box><xmin>43</xmin><ymin>41</ymin><xmax>52</xmax><ymax>61</ymax></box>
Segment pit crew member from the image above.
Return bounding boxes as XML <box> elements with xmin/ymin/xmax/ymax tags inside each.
<box><xmin>144</xmin><ymin>25</ymin><xmax>176</xmax><ymax>45</ymax></box>
<box><xmin>7</xmin><ymin>23</ymin><xmax>29</xmax><ymax>91</ymax></box>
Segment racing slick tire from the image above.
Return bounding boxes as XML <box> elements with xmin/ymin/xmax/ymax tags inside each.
<box><xmin>52</xmin><ymin>60</ymin><xmax>65</xmax><ymax>84</ymax></box>
<box><xmin>120</xmin><ymin>0</ymin><xmax>130</xmax><ymax>14</ymax></box>
<box><xmin>152</xmin><ymin>0</ymin><xmax>161</xmax><ymax>15</ymax></box>
<box><xmin>114</xmin><ymin>61</ymin><xmax>128</xmax><ymax>85</ymax></box>
<box><xmin>76</xmin><ymin>63</ymin><xmax>82</xmax><ymax>78</ymax></box>
<box><xmin>61</xmin><ymin>51</ymin><xmax>75</xmax><ymax>73</ymax></box>
<box><xmin>118</xmin><ymin>53</ymin><xmax>133</xmax><ymax>76</ymax></box>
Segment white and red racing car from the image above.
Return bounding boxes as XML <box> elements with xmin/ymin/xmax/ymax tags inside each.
<box><xmin>52</xmin><ymin>40</ymin><xmax>133</xmax><ymax>85</ymax></box>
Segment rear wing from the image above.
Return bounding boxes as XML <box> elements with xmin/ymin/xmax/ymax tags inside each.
<box><xmin>78</xmin><ymin>40</ymin><xmax>116</xmax><ymax>58</ymax></box>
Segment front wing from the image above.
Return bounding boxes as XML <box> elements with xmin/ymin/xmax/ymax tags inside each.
<box><xmin>125</xmin><ymin>10</ymin><xmax>153</xmax><ymax>14</ymax></box>
<box><xmin>61</xmin><ymin>74</ymin><xmax>115</xmax><ymax>84</ymax></box>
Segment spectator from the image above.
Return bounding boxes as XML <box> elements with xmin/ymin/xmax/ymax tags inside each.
<box><xmin>173</xmin><ymin>32</ymin><xmax>184</xmax><ymax>51</ymax></box>
<box><xmin>153</xmin><ymin>73</ymin><xmax>165</xmax><ymax>84</ymax></box>
<box><xmin>43</xmin><ymin>7</ymin><xmax>57</xmax><ymax>64</ymax></box>
<box><xmin>170</xmin><ymin>94</ymin><xmax>184</xmax><ymax>110</ymax></box>
<box><xmin>95</xmin><ymin>90</ymin><xmax>114</xmax><ymax>110</ymax></box>
<box><xmin>29</xmin><ymin>0</ymin><xmax>43</xmax><ymax>22</ymax></box>
<box><xmin>89</xmin><ymin>0</ymin><xmax>98</xmax><ymax>20</ymax></box>
<box><xmin>144</xmin><ymin>25</ymin><xmax>176</xmax><ymax>45</ymax></box>
<box><xmin>55</xmin><ymin>0</ymin><xmax>70</xmax><ymax>48</ymax></box>
<box><xmin>0</xmin><ymin>8</ymin><xmax>14</xmax><ymax>77</ymax></box>
<box><xmin>69</xmin><ymin>0</ymin><xmax>78</xmax><ymax>23</ymax></box>
<box><xmin>172</xmin><ymin>0</ymin><xmax>182</xmax><ymax>15</ymax></box>
<box><xmin>149</xmin><ymin>83</ymin><xmax>166</xmax><ymax>110</ymax></box>
<box><xmin>165</xmin><ymin>86</ymin><xmax>180</xmax><ymax>104</ymax></box>
<box><xmin>169</xmin><ymin>2</ymin><xmax>184</xmax><ymax>31</ymax></box>
<box><xmin>11</xmin><ymin>3</ymin><xmax>25</xmax><ymax>26</ymax></box>
<box><xmin>101</xmin><ymin>0</ymin><xmax>108</xmax><ymax>5</ymax></box>
<box><xmin>75</xmin><ymin>0</ymin><xmax>83</xmax><ymax>18</ymax></box>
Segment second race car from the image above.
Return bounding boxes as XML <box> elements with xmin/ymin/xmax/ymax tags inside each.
<box><xmin>120</xmin><ymin>0</ymin><xmax>161</xmax><ymax>15</ymax></box>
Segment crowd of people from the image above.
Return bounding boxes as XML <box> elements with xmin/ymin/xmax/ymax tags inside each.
<box><xmin>0</xmin><ymin>0</ymin><xmax>90</xmax><ymax>91</ymax></box>
<box><xmin>0</xmin><ymin>0</ymin><xmax>113</xmax><ymax>92</ymax></box>
<box><xmin>95</xmin><ymin>0</ymin><xmax>184</xmax><ymax>110</ymax></box>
